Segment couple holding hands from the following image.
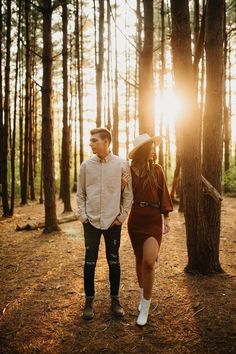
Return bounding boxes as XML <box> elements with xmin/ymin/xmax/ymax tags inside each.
<box><xmin>77</xmin><ymin>128</ymin><xmax>173</xmax><ymax>326</ymax></box>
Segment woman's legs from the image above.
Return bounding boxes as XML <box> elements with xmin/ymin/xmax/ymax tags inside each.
<box><xmin>136</xmin><ymin>236</ymin><xmax>160</xmax><ymax>326</ymax></box>
<box><xmin>142</xmin><ymin>237</ymin><xmax>160</xmax><ymax>299</ymax></box>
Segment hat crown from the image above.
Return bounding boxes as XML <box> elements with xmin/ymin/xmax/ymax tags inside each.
<box><xmin>133</xmin><ymin>133</ymin><xmax>152</xmax><ymax>148</ymax></box>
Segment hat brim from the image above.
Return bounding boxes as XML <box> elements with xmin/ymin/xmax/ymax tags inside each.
<box><xmin>128</xmin><ymin>136</ymin><xmax>162</xmax><ymax>159</ymax></box>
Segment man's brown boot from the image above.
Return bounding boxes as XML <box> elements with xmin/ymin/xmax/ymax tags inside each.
<box><xmin>83</xmin><ymin>297</ymin><xmax>94</xmax><ymax>320</ymax></box>
<box><xmin>111</xmin><ymin>296</ymin><xmax>125</xmax><ymax>317</ymax></box>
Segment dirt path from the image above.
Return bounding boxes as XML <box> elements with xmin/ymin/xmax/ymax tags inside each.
<box><xmin>0</xmin><ymin>196</ymin><xmax>235</xmax><ymax>354</ymax></box>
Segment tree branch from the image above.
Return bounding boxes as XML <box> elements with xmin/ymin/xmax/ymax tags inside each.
<box><xmin>193</xmin><ymin>6</ymin><xmax>206</xmax><ymax>72</ymax></box>
<box><xmin>29</xmin><ymin>1</ymin><xmax>43</xmax><ymax>12</ymax></box>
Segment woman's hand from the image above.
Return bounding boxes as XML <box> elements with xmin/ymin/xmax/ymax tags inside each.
<box><xmin>163</xmin><ymin>217</ymin><xmax>170</xmax><ymax>234</ymax></box>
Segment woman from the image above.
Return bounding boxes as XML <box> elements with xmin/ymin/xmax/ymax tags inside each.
<box><xmin>127</xmin><ymin>133</ymin><xmax>173</xmax><ymax>326</ymax></box>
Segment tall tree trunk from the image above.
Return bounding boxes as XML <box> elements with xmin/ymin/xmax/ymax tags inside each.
<box><xmin>10</xmin><ymin>0</ymin><xmax>22</xmax><ymax>215</ymax></box>
<box><xmin>0</xmin><ymin>0</ymin><xmax>3</xmax><ymax>187</ymax></box>
<box><xmin>79</xmin><ymin>0</ymin><xmax>84</xmax><ymax>164</ymax></box>
<box><xmin>19</xmin><ymin>48</ymin><xmax>24</xmax><ymax>202</ymax></box>
<box><xmin>75</xmin><ymin>0</ymin><xmax>84</xmax><ymax>164</ymax></box>
<box><xmin>170</xmin><ymin>0</ymin><xmax>205</xmax><ymax>273</ymax></box>
<box><xmin>201</xmin><ymin>0</ymin><xmax>224</xmax><ymax>272</ymax></box>
<box><xmin>22</xmin><ymin>0</ymin><xmax>31</xmax><ymax>205</ymax></box>
<box><xmin>2</xmin><ymin>0</ymin><xmax>11</xmax><ymax>216</ymax></box>
<box><xmin>193</xmin><ymin>0</ymin><xmax>200</xmax><ymax>55</ymax></box>
<box><xmin>106</xmin><ymin>0</ymin><xmax>111</xmax><ymax>131</ymax></box>
<box><xmin>112</xmin><ymin>0</ymin><xmax>119</xmax><ymax>155</ymax></box>
<box><xmin>135</xmin><ymin>0</ymin><xmax>141</xmax><ymax>137</ymax></box>
<box><xmin>125</xmin><ymin>1</ymin><xmax>130</xmax><ymax>157</ymax></box>
<box><xmin>61</xmin><ymin>2</ymin><xmax>72</xmax><ymax>212</ymax></box>
<box><xmin>139</xmin><ymin>0</ymin><xmax>154</xmax><ymax>136</ymax></box>
<box><xmin>42</xmin><ymin>0</ymin><xmax>59</xmax><ymax>232</ymax></box>
<box><xmin>96</xmin><ymin>0</ymin><xmax>104</xmax><ymax>127</ymax></box>
<box><xmin>73</xmin><ymin>12</ymin><xmax>78</xmax><ymax>192</ymax></box>
<box><xmin>223</xmin><ymin>3</ymin><xmax>230</xmax><ymax>175</ymax></box>
<box><xmin>29</xmin><ymin>67</ymin><xmax>35</xmax><ymax>200</ymax></box>
<box><xmin>158</xmin><ymin>0</ymin><xmax>165</xmax><ymax>166</ymax></box>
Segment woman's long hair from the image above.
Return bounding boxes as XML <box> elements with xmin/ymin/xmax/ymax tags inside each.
<box><xmin>131</xmin><ymin>141</ymin><xmax>158</xmax><ymax>191</ymax></box>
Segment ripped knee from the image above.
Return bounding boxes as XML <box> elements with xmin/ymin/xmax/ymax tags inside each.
<box><xmin>108</xmin><ymin>253</ymin><xmax>120</xmax><ymax>266</ymax></box>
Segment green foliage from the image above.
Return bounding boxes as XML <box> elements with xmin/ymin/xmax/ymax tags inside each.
<box><xmin>223</xmin><ymin>165</ymin><xmax>236</xmax><ymax>195</ymax></box>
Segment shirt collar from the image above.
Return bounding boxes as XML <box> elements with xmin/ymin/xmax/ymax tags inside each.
<box><xmin>94</xmin><ymin>151</ymin><xmax>113</xmax><ymax>163</ymax></box>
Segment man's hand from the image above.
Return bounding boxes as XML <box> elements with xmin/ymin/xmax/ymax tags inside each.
<box><xmin>109</xmin><ymin>218</ymin><xmax>122</xmax><ymax>228</ymax></box>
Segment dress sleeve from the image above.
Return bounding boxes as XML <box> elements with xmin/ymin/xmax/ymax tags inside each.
<box><xmin>156</xmin><ymin>165</ymin><xmax>173</xmax><ymax>216</ymax></box>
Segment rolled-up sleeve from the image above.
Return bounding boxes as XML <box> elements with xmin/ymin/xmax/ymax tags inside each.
<box><xmin>157</xmin><ymin>165</ymin><xmax>173</xmax><ymax>216</ymax></box>
<box><xmin>77</xmin><ymin>162</ymin><xmax>88</xmax><ymax>223</ymax></box>
<box><xmin>117</xmin><ymin>161</ymin><xmax>133</xmax><ymax>223</ymax></box>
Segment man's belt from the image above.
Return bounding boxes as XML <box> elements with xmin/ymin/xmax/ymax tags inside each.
<box><xmin>134</xmin><ymin>201</ymin><xmax>160</xmax><ymax>208</ymax></box>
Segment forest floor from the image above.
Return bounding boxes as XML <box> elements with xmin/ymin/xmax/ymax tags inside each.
<box><xmin>0</xmin><ymin>195</ymin><xmax>235</xmax><ymax>354</ymax></box>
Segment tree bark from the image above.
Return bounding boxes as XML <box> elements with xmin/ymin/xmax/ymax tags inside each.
<box><xmin>96</xmin><ymin>0</ymin><xmax>104</xmax><ymax>127</ymax></box>
<box><xmin>139</xmin><ymin>0</ymin><xmax>154</xmax><ymax>136</ymax></box>
<box><xmin>21</xmin><ymin>0</ymin><xmax>31</xmax><ymax>205</ymax></box>
<box><xmin>10</xmin><ymin>0</ymin><xmax>22</xmax><ymax>215</ymax></box>
<box><xmin>41</xmin><ymin>0</ymin><xmax>59</xmax><ymax>232</ymax></box>
<box><xmin>0</xmin><ymin>0</ymin><xmax>3</xmax><ymax>187</ymax></box>
<box><xmin>61</xmin><ymin>2</ymin><xmax>72</xmax><ymax>212</ymax></box>
<box><xmin>158</xmin><ymin>0</ymin><xmax>165</xmax><ymax>167</ymax></box>
<box><xmin>2</xmin><ymin>0</ymin><xmax>11</xmax><ymax>216</ymax></box>
<box><xmin>170</xmin><ymin>0</ymin><xmax>205</xmax><ymax>273</ymax></box>
<box><xmin>201</xmin><ymin>0</ymin><xmax>224</xmax><ymax>272</ymax></box>
<box><xmin>112</xmin><ymin>0</ymin><xmax>119</xmax><ymax>155</ymax></box>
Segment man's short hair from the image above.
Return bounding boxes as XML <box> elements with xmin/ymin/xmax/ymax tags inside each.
<box><xmin>90</xmin><ymin>128</ymin><xmax>112</xmax><ymax>144</ymax></box>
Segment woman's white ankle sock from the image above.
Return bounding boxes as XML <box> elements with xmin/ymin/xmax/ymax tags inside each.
<box><xmin>137</xmin><ymin>297</ymin><xmax>151</xmax><ymax>326</ymax></box>
<box><xmin>138</xmin><ymin>288</ymin><xmax>143</xmax><ymax>311</ymax></box>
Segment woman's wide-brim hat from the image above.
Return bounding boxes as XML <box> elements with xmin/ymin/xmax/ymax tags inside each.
<box><xmin>128</xmin><ymin>133</ymin><xmax>162</xmax><ymax>159</ymax></box>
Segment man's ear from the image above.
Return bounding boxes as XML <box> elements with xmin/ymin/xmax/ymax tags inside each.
<box><xmin>104</xmin><ymin>138</ymin><xmax>110</xmax><ymax>146</ymax></box>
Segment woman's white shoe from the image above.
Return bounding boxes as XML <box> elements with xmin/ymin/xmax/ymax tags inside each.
<box><xmin>137</xmin><ymin>298</ymin><xmax>151</xmax><ymax>326</ymax></box>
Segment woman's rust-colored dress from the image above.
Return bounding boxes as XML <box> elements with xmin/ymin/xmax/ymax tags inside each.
<box><xmin>127</xmin><ymin>164</ymin><xmax>173</xmax><ymax>258</ymax></box>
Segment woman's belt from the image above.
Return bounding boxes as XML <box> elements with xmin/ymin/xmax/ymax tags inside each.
<box><xmin>134</xmin><ymin>201</ymin><xmax>160</xmax><ymax>208</ymax></box>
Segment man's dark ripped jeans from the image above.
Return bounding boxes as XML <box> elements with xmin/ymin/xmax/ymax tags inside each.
<box><xmin>83</xmin><ymin>222</ymin><xmax>122</xmax><ymax>297</ymax></box>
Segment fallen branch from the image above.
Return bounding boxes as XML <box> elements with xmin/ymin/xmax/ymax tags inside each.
<box><xmin>193</xmin><ymin>306</ymin><xmax>205</xmax><ymax>316</ymax></box>
<box><xmin>16</xmin><ymin>214</ymin><xmax>78</xmax><ymax>231</ymax></box>
<box><xmin>201</xmin><ymin>175</ymin><xmax>223</xmax><ymax>202</ymax></box>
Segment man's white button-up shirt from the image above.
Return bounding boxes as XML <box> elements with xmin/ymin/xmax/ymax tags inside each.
<box><xmin>77</xmin><ymin>153</ymin><xmax>133</xmax><ymax>230</ymax></box>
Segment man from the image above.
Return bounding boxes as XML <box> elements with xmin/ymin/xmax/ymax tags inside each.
<box><xmin>77</xmin><ymin>128</ymin><xmax>133</xmax><ymax>320</ymax></box>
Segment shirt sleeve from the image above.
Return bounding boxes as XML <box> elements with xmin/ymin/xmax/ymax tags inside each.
<box><xmin>156</xmin><ymin>165</ymin><xmax>173</xmax><ymax>216</ymax></box>
<box><xmin>117</xmin><ymin>161</ymin><xmax>133</xmax><ymax>223</ymax></box>
<box><xmin>77</xmin><ymin>162</ymin><xmax>88</xmax><ymax>223</ymax></box>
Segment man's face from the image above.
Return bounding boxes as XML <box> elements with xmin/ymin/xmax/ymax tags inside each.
<box><xmin>89</xmin><ymin>133</ymin><xmax>109</xmax><ymax>156</ymax></box>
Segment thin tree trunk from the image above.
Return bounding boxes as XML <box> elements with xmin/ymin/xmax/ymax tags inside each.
<box><xmin>79</xmin><ymin>0</ymin><xmax>84</xmax><ymax>164</ymax></box>
<box><xmin>112</xmin><ymin>0</ymin><xmax>119</xmax><ymax>155</ymax></box>
<box><xmin>10</xmin><ymin>0</ymin><xmax>22</xmax><ymax>215</ymax></box>
<box><xmin>106</xmin><ymin>0</ymin><xmax>111</xmax><ymax>131</ymax></box>
<box><xmin>22</xmin><ymin>0</ymin><xmax>31</xmax><ymax>205</ymax></box>
<box><xmin>19</xmin><ymin>48</ymin><xmax>24</xmax><ymax>202</ymax></box>
<box><xmin>158</xmin><ymin>0</ymin><xmax>165</xmax><ymax>166</ymax></box>
<box><xmin>0</xmin><ymin>0</ymin><xmax>3</xmax><ymax>187</ymax></box>
<box><xmin>223</xmin><ymin>3</ymin><xmax>230</xmax><ymax>174</ymax></box>
<box><xmin>125</xmin><ymin>1</ymin><xmax>130</xmax><ymax>157</ymax></box>
<box><xmin>139</xmin><ymin>0</ymin><xmax>154</xmax><ymax>136</ymax></box>
<box><xmin>41</xmin><ymin>0</ymin><xmax>59</xmax><ymax>232</ymax></box>
<box><xmin>2</xmin><ymin>0</ymin><xmax>11</xmax><ymax>216</ymax></box>
<box><xmin>135</xmin><ymin>0</ymin><xmax>141</xmax><ymax>137</ymax></box>
<box><xmin>61</xmin><ymin>2</ymin><xmax>72</xmax><ymax>212</ymax></box>
<box><xmin>96</xmin><ymin>0</ymin><xmax>104</xmax><ymax>127</ymax></box>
